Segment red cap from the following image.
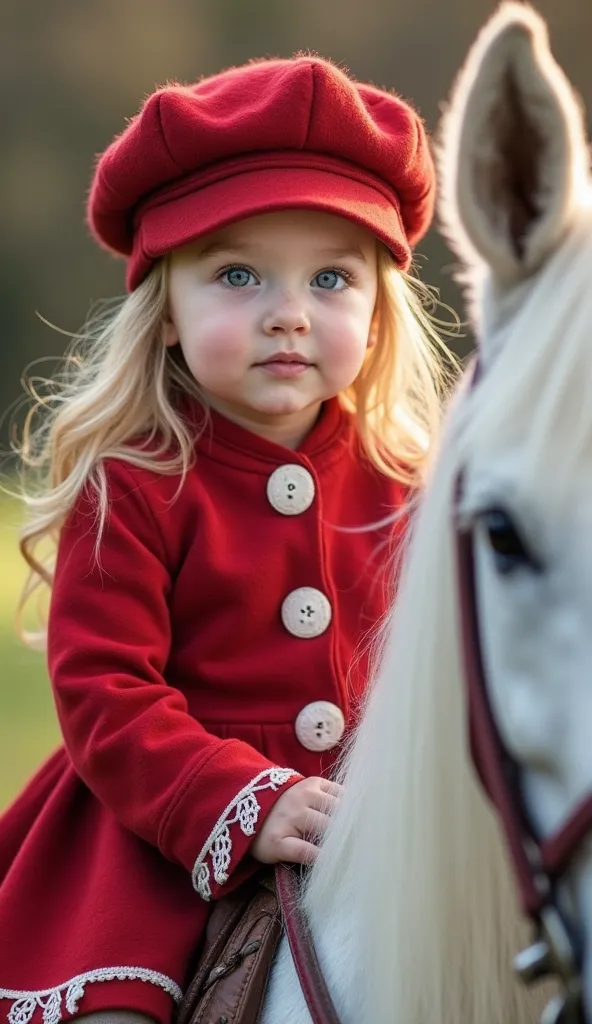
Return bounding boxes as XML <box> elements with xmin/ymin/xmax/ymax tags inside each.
<box><xmin>88</xmin><ymin>56</ymin><xmax>435</xmax><ymax>291</ymax></box>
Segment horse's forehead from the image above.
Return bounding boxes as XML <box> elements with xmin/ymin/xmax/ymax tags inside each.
<box><xmin>465</xmin><ymin>448</ymin><xmax>592</xmax><ymax>529</ymax></box>
<box><xmin>481</xmin><ymin>274</ymin><xmax>537</xmax><ymax>340</ymax></box>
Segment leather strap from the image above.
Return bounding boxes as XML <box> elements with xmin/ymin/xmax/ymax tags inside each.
<box><xmin>275</xmin><ymin>863</ymin><xmax>342</xmax><ymax>1024</ymax></box>
<box><xmin>456</xmin><ymin>484</ymin><xmax>592</xmax><ymax>918</ymax></box>
<box><xmin>455</xmin><ymin>519</ymin><xmax>545</xmax><ymax>915</ymax></box>
<box><xmin>454</xmin><ymin>476</ymin><xmax>591</xmax><ymax>1019</ymax></box>
<box><xmin>541</xmin><ymin>793</ymin><xmax>592</xmax><ymax>878</ymax></box>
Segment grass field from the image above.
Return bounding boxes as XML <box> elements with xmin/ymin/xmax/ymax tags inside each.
<box><xmin>0</xmin><ymin>494</ymin><xmax>61</xmax><ymax>812</ymax></box>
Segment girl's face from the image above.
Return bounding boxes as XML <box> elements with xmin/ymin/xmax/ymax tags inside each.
<box><xmin>164</xmin><ymin>210</ymin><xmax>378</xmax><ymax>447</ymax></box>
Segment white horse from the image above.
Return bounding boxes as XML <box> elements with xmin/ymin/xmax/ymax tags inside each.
<box><xmin>263</xmin><ymin>4</ymin><xmax>592</xmax><ymax>1022</ymax></box>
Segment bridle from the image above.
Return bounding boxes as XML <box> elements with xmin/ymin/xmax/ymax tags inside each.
<box><xmin>276</xmin><ymin>863</ymin><xmax>343</xmax><ymax>1024</ymax></box>
<box><xmin>454</xmin><ymin>364</ymin><xmax>592</xmax><ymax>1024</ymax></box>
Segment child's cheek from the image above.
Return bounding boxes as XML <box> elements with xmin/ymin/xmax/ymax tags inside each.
<box><xmin>199</xmin><ymin>314</ymin><xmax>253</xmax><ymax>369</ymax></box>
<box><xmin>325</xmin><ymin>321</ymin><xmax>371</xmax><ymax>385</ymax></box>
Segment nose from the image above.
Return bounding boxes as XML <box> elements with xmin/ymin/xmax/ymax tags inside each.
<box><xmin>262</xmin><ymin>292</ymin><xmax>311</xmax><ymax>336</ymax></box>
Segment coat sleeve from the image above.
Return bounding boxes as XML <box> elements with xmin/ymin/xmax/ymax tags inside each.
<box><xmin>47</xmin><ymin>459</ymin><xmax>302</xmax><ymax>901</ymax></box>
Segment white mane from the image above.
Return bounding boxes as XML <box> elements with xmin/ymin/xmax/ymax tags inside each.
<box><xmin>463</xmin><ymin>208</ymin><xmax>592</xmax><ymax>493</ymax></box>
<box><xmin>302</xmin><ymin>370</ymin><xmax>529</xmax><ymax>1022</ymax></box>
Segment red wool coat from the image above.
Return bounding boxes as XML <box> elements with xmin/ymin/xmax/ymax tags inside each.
<box><xmin>0</xmin><ymin>398</ymin><xmax>408</xmax><ymax>1024</ymax></box>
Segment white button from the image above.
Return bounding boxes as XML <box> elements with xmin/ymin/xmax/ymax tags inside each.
<box><xmin>281</xmin><ymin>587</ymin><xmax>332</xmax><ymax>638</ymax></box>
<box><xmin>295</xmin><ymin>701</ymin><xmax>345</xmax><ymax>752</ymax></box>
<box><xmin>267</xmin><ymin>464</ymin><xmax>315</xmax><ymax>516</ymax></box>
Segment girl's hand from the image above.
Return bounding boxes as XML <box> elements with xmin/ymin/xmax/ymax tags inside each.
<box><xmin>251</xmin><ymin>777</ymin><xmax>342</xmax><ymax>866</ymax></box>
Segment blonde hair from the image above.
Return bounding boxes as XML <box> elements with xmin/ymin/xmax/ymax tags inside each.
<box><xmin>344</xmin><ymin>246</ymin><xmax>456</xmax><ymax>480</ymax></box>
<box><xmin>14</xmin><ymin>246</ymin><xmax>456</xmax><ymax>647</ymax></box>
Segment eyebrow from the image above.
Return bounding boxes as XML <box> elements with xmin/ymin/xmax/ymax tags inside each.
<box><xmin>197</xmin><ymin>240</ymin><xmax>369</xmax><ymax>264</ymax></box>
<box><xmin>316</xmin><ymin>246</ymin><xmax>369</xmax><ymax>264</ymax></box>
<box><xmin>197</xmin><ymin>240</ymin><xmax>247</xmax><ymax>260</ymax></box>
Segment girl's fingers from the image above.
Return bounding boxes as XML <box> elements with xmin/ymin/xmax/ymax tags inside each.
<box><xmin>278</xmin><ymin>836</ymin><xmax>319</xmax><ymax>865</ymax></box>
<box><xmin>298</xmin><ymin>807</ymin><xmax>333</xmax><ymax>838</ymax></box>
<box><xmin>319</xmin><ymin>780</ymin><xmax>342</xmax><ymax>798</ymax></box>
<box><xmin>308</xmin><ymin>790</ymin><xmax>340</xmax><ymax>815</ymax></box>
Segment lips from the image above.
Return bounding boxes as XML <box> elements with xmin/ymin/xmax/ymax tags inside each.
<box><xmin>258</xmin><ymin>353</ymin><xmax>311</xmax><ymax>366</ymax></box>
<box><xmin>255</xmin><ymin>353</ymin><xmax>312</xmax><ymax>377</ymax></box>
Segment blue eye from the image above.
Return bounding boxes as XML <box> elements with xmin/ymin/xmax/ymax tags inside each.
<box><xmin>313</xmin><ymin>270</ymin><xmax>348</xmax><ymax>290</ymax></box>
<box><xmin>221</xmin><ymin>267</ymin><xmax>256</xmax><ymax>288</ymax></box>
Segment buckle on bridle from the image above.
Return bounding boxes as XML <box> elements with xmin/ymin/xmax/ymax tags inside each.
<box><xmin>514</xmin><ymin>905</ymin><xmax>582</xmax><ymax>1023</ymax></box>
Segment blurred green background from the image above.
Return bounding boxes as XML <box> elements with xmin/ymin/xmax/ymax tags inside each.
<box><xmin>1</xmin><ymin>0</ymin><xmax>590</xmax><ymax>810</ymax></box>
<box><xmin>0</xmin><ymin>492</ymin><xmax>59</xmax><ymax>809</ymax></box>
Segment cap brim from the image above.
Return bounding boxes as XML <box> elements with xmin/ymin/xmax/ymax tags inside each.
<box><xmin>130</xmin><ymin>166</ymin><xmax>410</xmax><ymax>290</ymax></box>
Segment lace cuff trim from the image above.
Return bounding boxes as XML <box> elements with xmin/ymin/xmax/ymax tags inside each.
<box><xmin>192</xmin><ymin>766</ymin><xmax>298</xmax><ymax>900</ymax></box>
<box><xmin>0</xmin><ymin>967</ymin><xmax>183</xmax><ymax>1024</ymax></box>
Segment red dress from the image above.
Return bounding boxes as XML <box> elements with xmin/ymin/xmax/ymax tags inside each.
<box><xmin>0</xmin><ymin>398</ymin><xmax>407</xmax><ymax>1024</ymax></box>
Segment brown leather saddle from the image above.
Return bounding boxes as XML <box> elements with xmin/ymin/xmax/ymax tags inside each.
<box><xmin>175</xmin><ymin>864</ymin><xmax>341</xmax><ymax>1024</ymax></box>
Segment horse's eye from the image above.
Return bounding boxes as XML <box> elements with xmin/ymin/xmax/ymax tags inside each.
<box><xmin>481</xmin><ymin>508</ymin><xmax>538</xmax><ymax>575</ymax></box>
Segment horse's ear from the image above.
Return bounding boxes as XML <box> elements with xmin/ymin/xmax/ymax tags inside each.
<box><xmin>437</xmin><ymin>2</ymin><xmax>590</xmax><ymax>289</ymax></box>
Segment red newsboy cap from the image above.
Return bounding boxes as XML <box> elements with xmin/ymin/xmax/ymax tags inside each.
<box><xmin>88</xmin><ymin>55</ymin><xmax>435</xmax><ymax>291</ymax></box>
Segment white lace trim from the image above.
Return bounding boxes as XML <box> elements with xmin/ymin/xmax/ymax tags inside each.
<box><xmin>0</xmin><ymin>967</ymin><xmax>183</xmax><ymax>1024</ymax></box>
<box><xmin>192</xmin><ymin>766</ymin><xmax>298</xmax><ymax>900</ymax></box>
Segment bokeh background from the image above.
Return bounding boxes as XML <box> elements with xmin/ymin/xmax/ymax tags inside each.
<box><xmin>0</xmin><ymin>0</ymin><xmax>589</xmax><ymax>809</ymax></box>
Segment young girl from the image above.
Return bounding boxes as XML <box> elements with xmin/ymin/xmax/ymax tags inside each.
<box><xmin>0</xmin><ymin>55</ymin><xmax>450</xmax><ymax>1024</ymax></box>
